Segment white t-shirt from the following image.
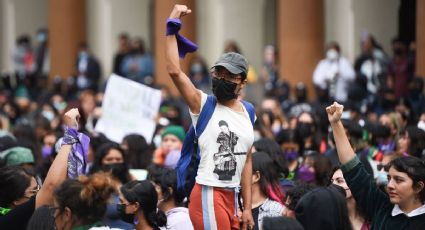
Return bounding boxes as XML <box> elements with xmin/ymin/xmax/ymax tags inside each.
<box><xmin>190</xmin><ymin>91</ymin><xmax>255</xmax><ymax>188</ymax></box>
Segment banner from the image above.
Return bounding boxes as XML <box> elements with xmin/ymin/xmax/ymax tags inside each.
<box><xmin>95</xmin><ymin>74</ymin><xmax>161</xmax><ymax>143</ymax></box>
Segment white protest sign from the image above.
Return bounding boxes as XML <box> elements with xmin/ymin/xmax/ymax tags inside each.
<box><xmin>95</xmin><ymin>74</ymin><xmax>161</xmax><ymax>143</ymax></box>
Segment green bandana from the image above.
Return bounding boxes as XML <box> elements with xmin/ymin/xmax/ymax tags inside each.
<box><xmin>0</xmin><ymin>207</ymin><xmax>11</xmax><ymax>216</ymax></box>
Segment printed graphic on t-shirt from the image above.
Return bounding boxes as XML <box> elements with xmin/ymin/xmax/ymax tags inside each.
<box><xmin>213</xmin><ymin>120</ymin><xmax>246</xmax><ymax>180</ymax></box>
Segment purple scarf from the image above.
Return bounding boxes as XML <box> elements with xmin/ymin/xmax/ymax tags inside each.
<box><xmin>59</xmin><ymin>127</ymin><xmax>90</xmax><ymax>179</ymax></box>
<box><xmin>166</xmin><ymin>18</ymin><xmax>198</xmax><ymax>58</ymax></box>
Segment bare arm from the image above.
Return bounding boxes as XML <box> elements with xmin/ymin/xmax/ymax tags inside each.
<box><xmin>35</xmin><ymin>108</ymin><xmax>80</xmax><ymax>208</ymax></box>
<box><xmin>166</xmin><ymin>5</ymin><xmax>201</xmax><ymax>114</ymax></box>
<box><xmin>326</xmin><ymin>102</ymin><xmax>356</xmax><ymax>164</ymax></box>
<box><xmin>240</xmin><ymin>148</ymin><xmax>254</xmax><ymax>230</ymax></box>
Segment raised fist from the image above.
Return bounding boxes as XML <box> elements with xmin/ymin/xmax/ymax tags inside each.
<box><xmin>169</xmin><ymin>4</ymin><xmax>192</xmax><ymax>19</ymax></box>
<box><xmin>326</xmin><ymin>102</ymin><xmax>344</xmax><ymax>124</ymax></box>
<box><xmin>64</xmin><ymin>108</ymin><xmax>80</xmax><ymax>129</ymax></box>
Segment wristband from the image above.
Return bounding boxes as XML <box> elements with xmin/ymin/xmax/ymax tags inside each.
<box><xmin>62</xmin><ymin>127</ymin><xmax>79</xmax><ymax>145</ymax></box>
<box><xmin>166</xmin><ymin>18</ymin><xmax>182</xmax><ymax>36</ymax></box>
<box><xmin>165</xmin><ymin>18</ymin><xmax>198</xmax><ymax>58</ymax></box>
<box><xmin>58</xmin><ymin>127</ymin><xmax>90</xmax><ymax>179</ymax></box>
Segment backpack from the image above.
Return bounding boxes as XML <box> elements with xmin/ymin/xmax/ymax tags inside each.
<box><xmin>176</xmin><ymin>95</ymin><xmax>256</xmax><ymax>198</ymax></box>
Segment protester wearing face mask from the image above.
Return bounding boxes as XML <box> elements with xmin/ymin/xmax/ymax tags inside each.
<box><xmin>75</xmin><ymin>42</ymin><xmax>101</xmax><ymax>92</ymax></box>
<box><xmin>89</xmin><ymin>142</ymin><xmax>134</xmax><ymax>230</ymax></box>
<box><xmin>375</xmin><ymin>153</ymin><xmax>399</xmax><ymax>190</ymax></box>
<box><xmin>165</xmin><ymin>5</ymin><xmax>256</xmax><ymax>230</ymax></box>
<box><xmin>153</xmin><ymin>125</ymin><xmax>185</xmax><ymax>169</ymax></box>
<box><xmin>90</xmin><ymin>143</ymin><xmax>132</xmax><ymax>185</ymax></box>
<box><xmin>51</xmin><ymin>172</ymin><xmax>118</xmax><ymax>230</ymax></box>
<box><xmin>0</xmin><ymin>108</ymin><xmax>79</xmax><ymax>230</ymax></box>
<box><xmin>188</xmin><ymin>56</ymin><xmax>211</xmax><ymax>93</ymax></box>
<box><xmin>313</xmin><ymin>42</ymin><xmax>355</xmax><ymax>103</ymax></box>
<box><xmin>118</xmin><ymin>180</ymin><xmax>167</xmax><ymax>230</ymax></box>
<box><xmin>330</xmin><ymin>167</ymin><xmax>370</xmax><ymax>230</ymax></box>
<box><xmin>276</xmin><ymin>129</ymin><xmax>300</xmax><ymax>182</ymax></box>
<box><xmin>148</xmin><ymin>167</ymin><xmax>193</xmax><ymax>230</ymax></box>
<box><xmin>379</xmin><ymin>112</ymin><xmax>402</xmax><ymax>151</ymax></box>
<box><xmin>297</xmin><ymin>151</ymin><xmax>332</xmax><ymax>186</ymax></box>
<box><xmin>295</xmin><ymin>112</ymin><xmax>321</xmax><ymax>154</ymax></box>
<box><xmin>328</xmin><ymin>101</ymin><xmax>425</xmax><ymax>229</ymax></box>
<box><xmin>249</xmin><ymin>152</ymin><xmax>285</xmax><ymax>230</ymax></box>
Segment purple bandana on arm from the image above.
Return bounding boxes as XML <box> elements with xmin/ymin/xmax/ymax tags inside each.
<box><xmin>166</xmin><ymin>18</ymin><xmax>198</xmax><ymax>58</ymax></box>
<box><xmin>60</xmin><ymin>127</ymin><xmax>90</xmax><ymax>179</ymax></box>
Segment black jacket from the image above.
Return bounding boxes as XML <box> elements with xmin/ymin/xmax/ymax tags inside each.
<box><xmin>343</xmin><ymin>157</ymin><xmax>425</xmax><ymax>229</ymax></box>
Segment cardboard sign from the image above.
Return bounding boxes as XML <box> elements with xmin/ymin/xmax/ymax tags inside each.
<box><xmin>95</xmin><ymin>74</ymin><xmax>161</xmax><ymax>143</ymax></box>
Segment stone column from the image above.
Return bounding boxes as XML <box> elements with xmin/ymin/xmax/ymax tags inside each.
<box><xmin>154</xmin><ymin>0</ymin><xmax>196</xmax><ymax>95</ymax></box>
<box><xmin>48</xmin><ymin>0</ymin><xmax>86</xmax><ymax>82</ymax></box>
<box><xmin>0</xmin><ymin>0</ymin><xmax>15</xmax><ymax>75</ymax></box>
<box><xmin>277</xmin><ymin>0</ymin><xmax>324</xmax><ymax>100</ymax></box>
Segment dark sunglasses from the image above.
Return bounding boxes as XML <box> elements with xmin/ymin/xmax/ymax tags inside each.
<box><xmin>377</xmin><ymin>164</ymin><xmax>388</xmax><ymax>171</ymax></box>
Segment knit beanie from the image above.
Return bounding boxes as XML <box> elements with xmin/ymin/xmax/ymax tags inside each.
<box><xmin>161</xmin><ymin>125</ymin><xmax>185</xmax><ymax>142</ymax></box>
<box><xmin>0</xmin><ymin>147</ymin><xmax>34</xmax><ymax>166</ymax></box>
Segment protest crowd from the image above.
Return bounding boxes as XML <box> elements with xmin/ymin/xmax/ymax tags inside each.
<box><xmin>1</xmin><ymin>4</ymin><xmax>425</xmax><ymax>230</ymax></box>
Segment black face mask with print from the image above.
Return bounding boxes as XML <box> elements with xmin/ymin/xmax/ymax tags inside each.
<box><xmin>212</xmin><ymin>77</ymin><xmax>238</xmax><ymax>102</ymax></box>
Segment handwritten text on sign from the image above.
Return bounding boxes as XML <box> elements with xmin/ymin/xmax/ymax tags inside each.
<box><xmin>95</xmin><ymin>74</ymin><xmax>161</xmax><ymax>143</ymax></box>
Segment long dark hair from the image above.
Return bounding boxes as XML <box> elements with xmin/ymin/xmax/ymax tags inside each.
<box><xmin>148</xmin><ymin>166</ymin><xmax>185</xmax><ymax>205</ymax></box>
<box><xmin>89</xmin><ymin>142</ymin><xmax>131</xmax><ymax>183</ymax></box>
<box><xmin>310</xmin><ymin>152</ymin><xmax>332</xmax><ymax>186</ymax></box>
<box><xmin>328</xmin><ymin>166</ymin><xmax>368</xmax><ymax>222</ymax></box>
<box><xmin>253</xmin><ymin>138</ymin><xmax>289</xmax><ymax>178</ymax></box>
<box><xmin>0</xmin><ymin>166</ymin><xmax>33</xmax><ymax>208</ymax></box>
<box><xmin>252</xmin><ymin>152</ymin><xmax>285</xmax><ymax>203</ymax></box>
<box><xmin>120</xmin><ymin>180</ymin><xmax>167</xmax><ymax>230</ymax></box>
<box><xmin>122</xmin><ymin>134</ymin><xmax>153</xmax><ymax>169</ymax></box>
<box><xmin>400</xmin><ymin>127</ymin><xmax>425</xmax><ymax>159</ymax></box>
<box><xmin>387</xmin><ymin>156</ymin><xmax>425</xmax><ymax>203</ymax></box>
<box><xmin>295</xmin><ymin>185</ymin><xmax>352</xmax><ymax>230</ymax></box>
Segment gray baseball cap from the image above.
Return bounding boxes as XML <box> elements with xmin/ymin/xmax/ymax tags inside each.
<box><xmin>212</xmin><ymin>52</ymin><xmax>248</xmax><ymax>75</ymax></box>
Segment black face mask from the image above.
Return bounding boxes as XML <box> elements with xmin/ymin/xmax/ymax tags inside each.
<box><xmin>102</xmin><ymin>163</ymin><xmax>128</xmax><ymax>182</ymax></box>
<box><xmin>297</xmin><ymin>122</ymin><xmax>314</xmax><ymax>139</ymax></box>
<box><xmin>116</xmin><ymin>203</ymin><xmax>135</xmax><ymax>224</ymax></box>
<box><xmin>212</xmin><ymin>78</ymin><xmax>238</xmax><ymax>102</ymax></box>
<box><xmin>393</xmin><ymin>48</ymin><xmax>403</xmax><ymax>56</ymax></box>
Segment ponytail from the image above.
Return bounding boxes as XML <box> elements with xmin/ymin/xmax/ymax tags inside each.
<box><xmin>147</xmin><ymin>209</ymin><xmax>167</xmax><ymax>229</ymax></box>
<box><xmin>121</xmin><ymin>180</ymin><xmax>167</xmax><ymax>229</ymax></box>
<box><xmin>54</xmin><ymin>172</ymin><xmax>116</xmax><ymax>225</ymax></box>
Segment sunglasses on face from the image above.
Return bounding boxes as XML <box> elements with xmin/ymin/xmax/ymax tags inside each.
<box><xmin>210</xmin><ymin>71</ymin><xmax>242</xmax><ymax>82</ymax></box>
<box><xmin>377</xmin><ymin>164</ymin><xmax>388</xmax><ymax>171</ymax></box>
